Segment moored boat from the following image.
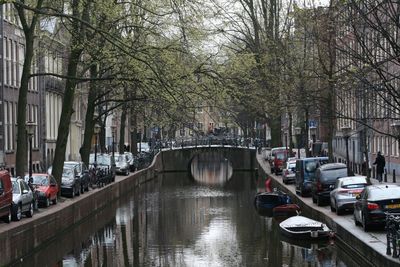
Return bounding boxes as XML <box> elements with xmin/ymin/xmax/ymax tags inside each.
<box><xmin>254</xmin><ymin>190</ymin><xmax>292</xmax><ymax>217</ymax></box>
<box><xmin>273</xmin><ymin>204</ymin><xmax>301</xmax><ymax>218</ymax></box>
<box><xmin>279</xmin><ymin>215</ymin><xmax>332</xmax><ymax>239</ymax></box>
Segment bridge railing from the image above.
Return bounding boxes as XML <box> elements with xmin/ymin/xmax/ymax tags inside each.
<box><xmin>166</xmin><ymin>137</ymin><xmax>258</xmax><ymax>149</ymax></box>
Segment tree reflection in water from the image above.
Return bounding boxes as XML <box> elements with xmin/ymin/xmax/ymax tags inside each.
<box><xmin>16</xmin><ymin>171</ymin><xmax>366</xmax><ymax>267</ymax></box>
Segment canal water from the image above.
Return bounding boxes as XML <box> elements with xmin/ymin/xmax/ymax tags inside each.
<box><xmin>14</xmin><ymin>154</ymin><xmax>364</xmax><ymax>267</ymax></box>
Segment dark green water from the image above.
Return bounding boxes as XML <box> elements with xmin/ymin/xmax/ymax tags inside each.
<box><xmin>12</xmin><ymin>157</ymin><xmax>364</xmax><ymax>267</ymax></box>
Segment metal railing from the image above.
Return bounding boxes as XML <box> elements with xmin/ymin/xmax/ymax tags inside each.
<box><xmin>386</xmin><ymin>212</ymin><xmax>400</xmax><ymax>258</ymax></box>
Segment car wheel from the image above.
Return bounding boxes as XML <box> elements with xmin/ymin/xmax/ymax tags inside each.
<box><xmin>71</xmin><ymin>189</ymin><xmax>75</xmax><ymax>198</ymax></box>
<box><xmin>330</xmin><ymin>202</ymin><xmax>335</xmax><ymax>212</ymax></box>
<box><xmin>3</xmin><ymin>207</ymin><xmax>11</xmax><ymax>223</ymax></box>
<box><xmin>317</xmin><ymin>196</ymin><xmax>323</xmax><ymax>206</ymax></box>
<box><xmin>353</xmin><ymin>212</ymin><xmax>360</xmax><ymax>226</ymax></box>
<box><xmin>312</xmin><ymin>193</ymin><xmax>316</xmax><ymax>203</ymax></box>
<box><xmin>52</xmin><ymin>195</ymin><xmax>58</xmax><ymax>205</ymax></box>
<box><xmin>336</xmin><ymin>204</ymin><xmax>343</xmax><ymax>215</ymax></box>
<box><xmin>26</xmin><ymin>202</ymin><xmax>34</xmax><ymax>217</ymax></box>
<box><xmin>12</xmin><ymin>204</ymin><xmax>22</xmax><ymax>221</ymax></box>
<box><xmin>362</xmin><ymin>214</ymin><xmax>370</xmax><ymax>232</ymax></box>
<box><xmin>45</xmin><ymin>197</ymin><xmax>51</xmax><ymax>207</ymax></box>
<box><xmin>125</xmin><ymin>170</ymin><xmax>129</xmax><ymax>176</ymax></box>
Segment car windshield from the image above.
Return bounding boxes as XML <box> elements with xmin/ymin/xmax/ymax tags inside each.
<box><xmin>320</xmin><ymin>168</ymin><xmax>348</xmax><ymax>182</ymax></box>
<box><xmin>12</xmin><ymin>181</ymin><xmax>20</xmax><ymax>194</ymax></box>
<box><xmin>342</xmin><ymin>183</ymin><xmax>367</xmax><ymax>189</ymax></box>
<box><xmin>62</xmin><ymin>168</ymin><xmax>74</xmax><ymax>178</ymax></box>
<box><xmin>115</xmin><ymin>155</ymin><xmax>125</xmax><ymax>163</ymax></box>
<box><xmin>288</xmin><ymin>163</ymin><xmax>296</xmax><ymax>169</ymax></box>
<box><xmin>276</xmin><ymin>152</ymin><xmax>286</xmax><ymax>160</ymax></box>
<box><xmin>90</xmin><ymin>154</ymin><xmax>111</xmax><ymax>165</ymax></box>
<box><xmin>29</xmin><ymin>175</ymin><xmax>49</xmax><ymax>186</ymax></box>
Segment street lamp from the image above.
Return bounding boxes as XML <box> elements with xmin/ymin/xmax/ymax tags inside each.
<box><xmin>111</xmin><ymin>125</ymin><xmax>116</xmax><ymax>158</ymax></box>
<box><xmin>130</xmin><ymin>126</ymin><xmax>135</xmax><ymax>153</ymax></box>
<box><xmin>94</xmin><ymin>123</ymin><xmax>101</xmax><ymax>164</ymax></box>
<box><xmin>310</xmin><ymin>126</ymin><xmax>317</xmax><ymax>143</ymax></box>
<box><xmin>309</xmin><ymin>126</ymin><xmax>317</xmax><ymax>157</ymax></box>
<box><xmin>342</xmin><ymin>125</ymin><xmax>351</xmax><ymax>176</ymax></box>
<box><xmin>294</xmin><ymin>127</ymin><xmax>301</xmax><ymax>159</ymax></box>
<box><xmin>26</xmin><ymin>121</ymin><xmax>36</xmax><ymax>179</ymax></box>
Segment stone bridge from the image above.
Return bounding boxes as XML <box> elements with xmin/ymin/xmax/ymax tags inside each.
<box><xmin>154</xmin><ymin>146</ymin><xmax>257</xmax><ymax>172</ymax></box>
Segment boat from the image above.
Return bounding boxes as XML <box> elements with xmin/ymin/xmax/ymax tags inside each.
<box><xmin>254</xmin><ymin>190</ymin><xmax>292</xmax><ymax>216</ymax></box>
<box><xmin>279</xmin><ymin>215</ymin><xmax>332</xmax><ymax>239</ymax></box>
<box><xmin>273</xmin><ymin>204</ymin><xmax>301</xmax><ymax>218</ymax></box>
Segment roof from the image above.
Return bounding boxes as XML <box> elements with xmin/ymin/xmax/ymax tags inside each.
<box><xmin>318</xmin><ymin>163</ymin><xmax>347</xmax><ymax>171</ymax></box>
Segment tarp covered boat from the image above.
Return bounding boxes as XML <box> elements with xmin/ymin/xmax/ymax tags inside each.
<box><xmin>279</xmin><ymin>215</ymin><xmax>332</xmax><ymax>239</ymax></box>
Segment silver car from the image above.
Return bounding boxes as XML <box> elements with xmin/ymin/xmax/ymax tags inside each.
<box><xmin>330</xmin><ymin>176</ymin><xmax>370</xmax><ymax>215</ymax></box>
<box><xmin>114</xmin><ymin>154</ymin><xmax>130</xmax><ymax>176</ymax></box>
<box><xmin>11</xmin><ymin>177</ymin><xmax>35</xmax><ymax>221</ymax></box>
<box><xmin>282</xmin><ymin>160</ymin><xmax>296</xmax><ymax>184</ymax></box>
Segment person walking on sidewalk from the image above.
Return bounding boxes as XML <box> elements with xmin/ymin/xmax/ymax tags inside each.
<box><xmin>373</xmin><ymin>151</ymin><xmax>385</xmax><ymax>182</ymax></box>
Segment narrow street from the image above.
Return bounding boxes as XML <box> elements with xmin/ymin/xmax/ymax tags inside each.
<box><xmin>256</xmin><ymin>150</ymin><xmax>398</xmax><ymax>266</ymax></box>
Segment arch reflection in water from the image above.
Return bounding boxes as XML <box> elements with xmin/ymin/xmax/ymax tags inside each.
<box><xmin>190</xmin><ymin>152</ymin><xmax>233</xmax><ymax>185</ymax></box>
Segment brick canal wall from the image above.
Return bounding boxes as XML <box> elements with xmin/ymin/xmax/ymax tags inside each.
<box><xmin>1</xmin><ymin>148</ymin><xmax>255</xmax><ymax>266</ymax></box>
<box><xmin>256</xmin><ymin>155</ymin><xmax>400</xmax><ymax>267</ymax></box>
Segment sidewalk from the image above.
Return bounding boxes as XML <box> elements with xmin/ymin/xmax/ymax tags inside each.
<box><xmin>256</xmin><ymin>151</ymin><xmax>400</xmax><ymax>267</ymax></box>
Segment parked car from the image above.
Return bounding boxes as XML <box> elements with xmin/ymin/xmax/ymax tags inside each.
<box><xmin>311</xmin><ymin>163</ymin><xmax>348</xmax><ymax>206</ymax></box>
<box><xmin>114</xmin><ymin>154</ymin><xmax>130</xmax><ymax>176</ymax></box>
<box><xmin>267</xmin><ymin>146</ymin><xmax>287</xmax><ymax>165</ymax></box>
<box><xmin>61</xmin><ymin>167</ymin><xmax>81</xmax><ymax>198</ymax></box>
<box><xmin>64</xmin><ymin>161</ymin><xmax>90</xmax><ymax>193</ymax></box>
<box><xmin>354</xmin><ymin>184</ymin><xmax>400</xmax><ymax>231</ymax></box>
<box><xmin>11</xmin><ymin>177</ymin><xmax>35</xmax><ymax>221</ymax></box>
<box><xmin>282</xmin><ymin>159</ymin><xmax>297</xmax><ymax>184</ymax></box>
<box><xmin>295</xmin><ymin>157</ymin><xmax>329</xmax><ymax>197</ymax></box>
<box><xmin>124</xmin><ymin>152</ymin><xmax>137</xmax><ymax>171</ymax></box>
<box><xmin>330</xmin><ymin>176</ymin><xmax>370</xmax><ymax>215</ymax></box>
<box><xmin>25</xmin><ymin>173</ymin><xmax>59</xmax><ymax>207</ymax></box>
<box><xmin>272</xmin><ymin>149</ymin><xmax>290</xmax><ymax>174</ymax></box>
<box><xmin>0</xmin><ymin>170</ymin><xmax>13</xmax><ymax>223</ymax></box>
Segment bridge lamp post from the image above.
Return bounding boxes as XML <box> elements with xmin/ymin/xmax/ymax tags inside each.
<box><xmin>26</xmin><ymin>121</ymin><xmax>36</xmax><ymax>179</ymax></box>
<box><xmin>294</xmin><ymin>127</ymin><xmax>301</xmax><ymax>159</ymax></box>
<box><xmin>341</xmin><ymin>125</ymin><xmax>351</xmax><ymax>176</ymax></box>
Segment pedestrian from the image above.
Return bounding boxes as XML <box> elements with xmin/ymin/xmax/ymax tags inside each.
<box><xmin>373</xmin><ymin>151</ymin><xmax>385</xmax><ymax>182</ymax></box>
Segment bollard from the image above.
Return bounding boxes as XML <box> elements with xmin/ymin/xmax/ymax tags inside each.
<box><xmin>394</xmin><ymin>169</ymin><xmax>397</xmax><ymax>183</ymax></box>
<box><xmin>384</xmin><ymin>169</ymin><xmax>388</xmax><ymax>182</ymax></box>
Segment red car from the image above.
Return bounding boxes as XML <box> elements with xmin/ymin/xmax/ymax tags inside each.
<box><xmin>25</xmin><ymin>173</ymin><xmax>59</xmax><ymax>207</ymax></box>
<box><xmin>272</xmin><ymin>149</ymin><xmax>289</xmax><ymax>174</ymax></box>
<box><xmin>0</xmin><ymin>170</ymin><xmax>12</xmax><ymax>223</ymax></box>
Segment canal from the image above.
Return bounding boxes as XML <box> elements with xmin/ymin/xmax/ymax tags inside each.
<box><xmin>12</xmin><ymin>154</ymin><xmax>363</xmax><ymax>266</ymax></box>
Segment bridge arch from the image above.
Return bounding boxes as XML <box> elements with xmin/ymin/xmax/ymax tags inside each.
<box><xmin>155</xmin><ymin>146</ymin><xmax>257</xmax><ymax>173</ymax></box>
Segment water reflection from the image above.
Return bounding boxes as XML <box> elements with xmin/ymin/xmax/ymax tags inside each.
<box><xmin>11</xmin><ymin>169</ymin><xmax>365</xmax><ymax>266</ymax></box>
<box><xmin>190</xmin><ymin>152</ymin><xmax>233</xmax><ymax>185</ymax></box>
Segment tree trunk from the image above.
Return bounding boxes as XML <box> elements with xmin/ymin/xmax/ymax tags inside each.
<box><xmin>51</xmin><ymin>46</ymin><xmax>84</xmax><ymax>186</ymax></box>
<box><xmin>15</xmin><ymin>32</ymin><xmax>34</xmax><ymax>177</ymax></box>
<box><xmin>51</xmin><ymin>0</ymin><xmax>88</xmax><ymax>187</ymax></box>
<box><xmin>14</xmin><ymin>0</ymin><xmax>44</xmax><ymax>177</ymax></box>
<box><xmin>119</xmin><ymin>101</ymin><xmax>127</xmax><ymax>153</ymax></box>
<box><xmin>80</xmin><ymin>64</ymin><xmax>98</xmax><ymax>166</ymax></box>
